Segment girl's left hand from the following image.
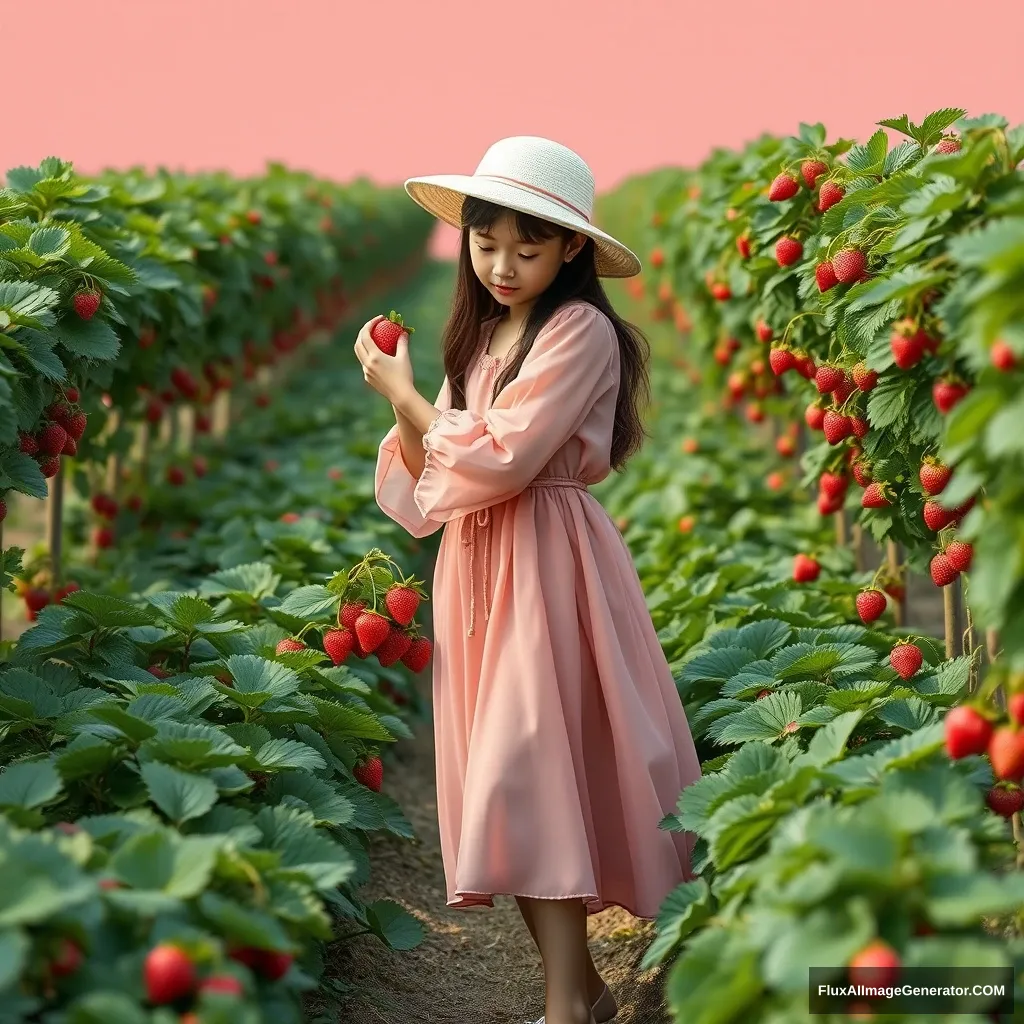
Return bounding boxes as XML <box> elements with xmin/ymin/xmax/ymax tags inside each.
<box><xmin>354</xmin><ymin>314</ymin><xmax>415</xmax><ymax>405</ymax></box>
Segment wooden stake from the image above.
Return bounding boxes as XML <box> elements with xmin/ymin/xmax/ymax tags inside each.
<box><xmin>158</xmin><ymin>409</ymin><xmax>173</xmax><ymax>447</ymax></box>
<box><xmin>834</xmin><ymin>509</ymin><xmax>848</xmax><ymax>547</ymax></box>
<box><xmin>943</xmin><ymin>584</ymin><xmax>957</xmax><ymax>660</ymax></box>
<box><xmin>886</xmin><ymin>540</ymin><xmax>905</xmax><ymax>627</ymax></box>
<box><xmin>852</xmin><ymin>523</ymin><xmax>865</xmax><ymax>573</ymax></box>
<box><xmin>178</xmin><ymin>405</ymin><xmax>195</xmax><ymax>456</ymax></box>
<box><xmin>47</xmin><ymin>463</ymin><xmax>65</xmax><ymax>587</ymax></box>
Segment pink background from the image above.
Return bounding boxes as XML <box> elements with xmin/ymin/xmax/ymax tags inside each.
<box><xmin>7</xmin><ymin>0</ymin><xmax>1023</xmax><ymax>260</ymax></box>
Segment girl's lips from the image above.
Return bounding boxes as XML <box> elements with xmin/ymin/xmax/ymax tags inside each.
<box><xmin>494</xmin><ymin>285</ymin><xmax>517</xmax><ymax>294</ymax></box>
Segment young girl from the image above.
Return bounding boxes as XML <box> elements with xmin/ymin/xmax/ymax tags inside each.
<box><xmin>355</xmin><ymin>136</ymin><xmax>702</xmax><ymax>1024</ymax></box>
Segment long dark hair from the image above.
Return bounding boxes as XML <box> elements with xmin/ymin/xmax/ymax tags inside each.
<box><xmin>440</xmin><ymin>196</ymin><xmax>651</xmax><ymax>471</ymax></box>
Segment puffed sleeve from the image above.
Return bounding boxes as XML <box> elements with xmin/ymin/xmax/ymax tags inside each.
<box><xmin>374</xmin><ymin>377</ymin><xmax>451</xmax><ymax>538</ymax></box>
<box><xmin>412</xmin><ymin>303</ymin><xmax>617</xmax><ymax>523</ymax></box>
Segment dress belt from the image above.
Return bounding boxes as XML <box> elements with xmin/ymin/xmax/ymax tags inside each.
<box><xmin>461</xmin><ymin>476</ymin><xmax>589</xmax><ymax>637</ymax></box>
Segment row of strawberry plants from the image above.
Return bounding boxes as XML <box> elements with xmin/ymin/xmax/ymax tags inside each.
<box><xmin>597</xmin><ymin>371</ymin><xmax>1023</xmax><ymax>1020</ymax></box>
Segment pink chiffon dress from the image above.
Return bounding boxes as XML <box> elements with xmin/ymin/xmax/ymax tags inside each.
<box><xmin>374</xmin><ymin>299</ymin><xmax>702</xmax><ymax>919</ymax></box>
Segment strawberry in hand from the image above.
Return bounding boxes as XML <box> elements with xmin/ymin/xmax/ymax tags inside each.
<box><xmin>354</xmin><ymin>312</ymin><xmax>416</xmax><ymax>404</ymax></box>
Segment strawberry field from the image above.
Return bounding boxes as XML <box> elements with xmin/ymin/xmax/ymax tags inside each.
<box><xmin>2</xmin><ymin>105</ymin><xmax>1023</xmax><ymax>1024</ymax></box>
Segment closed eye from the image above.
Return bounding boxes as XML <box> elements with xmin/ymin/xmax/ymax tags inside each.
<box><xmin>476</xmin><ymin>246</ymin><xmax>538</xmax><ymax>260</ymax></box>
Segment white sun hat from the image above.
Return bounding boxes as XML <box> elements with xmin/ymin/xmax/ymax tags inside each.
<box><xmin>404</xmin><ymin>136</ymin><xmax>642</xmax><ymax>278</ymax></box>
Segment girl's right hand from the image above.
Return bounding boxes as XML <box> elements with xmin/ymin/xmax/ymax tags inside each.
<box><xmin>354</xmin><ymin>314</ymin><xmax>387</xmax><ymax>358</ymax></box>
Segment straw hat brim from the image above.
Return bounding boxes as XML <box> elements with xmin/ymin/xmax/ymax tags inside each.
<box><xmin>404</xmin><ymin>174</ymin><xmax>642</xmax><ymax>278</ymax></box>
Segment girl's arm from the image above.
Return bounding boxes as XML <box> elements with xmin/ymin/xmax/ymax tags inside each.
<box><xmin>392</xmin><ymin>387</ymin><xmax>444</xmax><ymax>479</ymax></box>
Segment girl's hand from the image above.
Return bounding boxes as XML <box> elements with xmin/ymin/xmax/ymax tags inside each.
<box><xmin>354</xmin><ymin>314</ymin><xmax>415</xmax><ymax>405</ymax></box>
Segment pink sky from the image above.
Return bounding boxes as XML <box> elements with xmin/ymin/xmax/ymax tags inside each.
<box><xmin>7</xmin><ymin>0</ymin><xmax>1022</xmax><ymax>258</ymax></box>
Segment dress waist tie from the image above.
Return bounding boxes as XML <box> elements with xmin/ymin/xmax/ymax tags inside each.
<box><xmin>460</xmin><ymin>476</ymin><xmax>589</xmax><ymax>638</ymax></box>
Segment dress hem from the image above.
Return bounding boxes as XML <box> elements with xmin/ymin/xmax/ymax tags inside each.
<box><xmin>446</xmin><ymin>890</ymin><xmax>657</xmax><ymax>920</ymax></box>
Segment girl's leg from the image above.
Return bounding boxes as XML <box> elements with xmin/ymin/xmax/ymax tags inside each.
<box><xmin>517</xmin><ymin>896</ymin><xmax>595</xmax><ymax>1024</ymax></box>
<box><xmin>514</xmin><ymin>897</ymin><xmax>618</xmax><ymax>1020</ymax></box>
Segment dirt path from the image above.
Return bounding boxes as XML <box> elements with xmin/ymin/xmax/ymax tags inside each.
<box><xmin>325</xmin><ymin>669</ymin><xmax>673</xmax><ymax>1024</ymax></box>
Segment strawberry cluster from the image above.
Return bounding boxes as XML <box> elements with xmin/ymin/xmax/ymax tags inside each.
<box><xmin>18</xmin><ymin>390</ymin><xmax>88</xmax><ymax>480</ymax></box>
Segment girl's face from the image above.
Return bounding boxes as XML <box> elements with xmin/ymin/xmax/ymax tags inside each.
<box><xmin>469</xmin><ymin>214</ymin><xmax>585</xmax><ymax>311</ymax></box>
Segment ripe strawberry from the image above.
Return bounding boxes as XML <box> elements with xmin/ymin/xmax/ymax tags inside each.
<box><xmin>144</xmin><ymin>944</ymin><xmax>196</xmax><ymax>1004</ymax></box>
<box><xmin>849</xmin><ymin>416</ymin><xmax>868</xmax><ymax>439</ymax></box>
<box><xmin>817</xmin><ymin>180</ymin><xmax>845</xmax><ymax>212</ymax></box>
<box><xmin>818</xmin><ymin>491</ymin><xmax>843</xmax><ymax>514</ymax></box>
<box><xmin>276</xmin><ymin>637</ymin><xmax>306</xmax><ymax>654</ymax></box>
<box><xmin>792</xmin><ymin>553</ymin><xmax>821</xmax><ymax>583</ymax></box>
<box><xmin>815</xmin><ymin>261</ymin><xmax>838</xmax><ymax>292</ymax></box>
<box><xmin>989</xmin><ymin>727</ymin><xmax>1024</xmax><ymax>781</ymax></box>
<box><xmin>745</xmin><ymin>402</ymin><xmax>765</xmax><ymax>424</ymax></box>
<box><xmin>64</xmin><ymin>386</ymin><xmax>79</xmax><ymax>403</ymax></box>
<box><xmin>851</xmin><ymin>363</ymin><xmax>878</xmax><ymax>391</ymax></box>
<box><xmin>370</xmin><ymin>311</ymin><xmax>415</xmax><ymax>356</ymax></box>
<box><xmin>768</xmin><ymin>173</ymin><xmax>800</xmax><ymax>201</ymax></box>
<box><xmin>991</xmin><ymin>339</ymin><xmax>1017</xmax><ymax>371</ymax></box>
<box><xmin>166</xmin><ymin>465</ymin><xmax>186</xmax><ymax>486</ymax></box>
<box><xmin>401</xmin><ymin>636</ymin><xmax>433</xmax><ymax>672</ymax></box>
<box><xmin>923</xmin><ymin>500</ymin><xmax>955</xmax><ymax>531</ymax></box>
<box><xmin>767</xmin><ymin>471</ymin><xmax>786</xmax><ymax>491</ymax></box>
<box><xmin>890</xmin><ymin>642</ymin><xmax>923</xmax><ymax>679</ymax></box>
<box><xmin>945</xmin><ymin>540</ymin><xmax>973</xmax><ymax>572</ymax></box>
<box><xmin>93</xmin><ymin>526</ymin><xmax>114</xmax><ymax>549</ymax></box>
<box><xmin>256</xmin><ymin>951</ymin><xmax>294</xmax><ymax>981</ymax></box>
<box><xmin>139</xmin><ymin>325</ymin><xmax>156</xmax><ymax>349</ymax></box>
<box><xmin>934</xmin><ymin>136</ymin><xmax>961</xmax><ymax>154</ymax></box>
<box><xmin>775</xmin><ymin>237</ymin><xmax>803</xmax><ymax>267</ymax></box>
<box><xmin>945</xmin><ymin>705</ymin><xmax>994</xmax><ymax>759</ymax></box>
<box><xmin>856</xmin><ymin>589</ymin><xmax>887</xmax><ymax>623</ymax></box>
<box><xmin>823</xmin><ymin>411</ymin><xmax>852</xmax><ymax>445</ymax></box>
<box><xmin>354</xmin><ymin>611</ymin><xmax>390</xmax><ymax>653</ymax></box>
<box><xmin>852</xmin><ymin>461</ymin><xmax>873</xmax><ymax>487</ymax></box>
<box><xmin>861</xmin><ymin>483</ymin><xmax>889</xmax><ymax>509</ymax></box>
<box><xmin>146</xmin><ymin>399</ymin><xmax>164</xmax><ymax>424</ymax></box>
<box><xmin>39</xmin><ymin>456</ymin><xmax>62</xmax><ymax>478</ymax></box>
<box><xmin>795</xmin><ymin>353</ymin><xmax>817</xmax><ymax>379</ymax></box>
<box><xmin>776</xmin><ymin>435</ymin><xmax>796</xmax><ymax>457</ymax></box>
<box><xmin>986</xmin><ymin>786</ymin><xmax>1024</xmax><ymax>818</ymax></box>
<box><xmin>755</xmin><ymin>320</ymin><xmax>774</xmax><ymax>343</ymax></box>
<box><xmin>929</xmin><ymin>552</ymin><xmax>959</xmax><ymax>587</ymax></box>
<box><xmin>815</xmin><ymin>365</ymin><xmax>844</xmax><ymax>394</ymax></box>
<box><xmin>756</xmin><ymin>689</ymin><xmax>773</xmax><ymax>700</ymax></box>
<box><xmin>819</xmin><ymin>471</ymin><xmax>848</xmax><ymax>500</ymax></box>
<box><xmin>919</xmin><ymin>460</ymin><xmax>951</xmax><ymax>495</ymax></box>
<box><xmin>933</xmin><ymin>379</ymin><xmax>969</xmax><ymax>414</ymax></box>
<box><xmin>769</xmin><ymin>347</ymin><xmax>796</xmax><ymax>375</ymax></box>
<box><xmin>375</xmin><ymin>625</ymin><xmax>413</xmax><ymax>667</ymax></box>
<box><xmin>650</xmin><ymin>248</ymin><xmax>664</xmax><ymax>268</ymax></box>
<box><xmin>323</xmin><ymin>627</ymin><xmax>355</xmax><ymax>665</ymax></box>
<box><xmin>801</xmin><ymin>160</ymin><xmax>828</xmax><ymax>188</ymax></box>
<box><xmin>38</xmin><ymin>423</ymin><xmax>69</xmax><ymax>456</ymax></box>
<box><xmin>385</xmin><ymin>585</ymin><xmax>420</xmax><ymax>625</ymax></box>
<box><xmin>67</xmin><ymin>410</ymin><xmax>88</xmax><ymax>440</ymax></box>
<box><xmin>246</xmin><ymin>209</ymin><xmax>262</xmax><ymax>225</ymax></box>
<box><xmin>848</xmin><ymin>940</ymin><xmax>900</xmax><ymax>989</ymax></box>
<box><xmin>72</xmin><ymin>288</ymin><xmax>101</xmax><ymax>319</ymax></box>
<box><xmin>891</xmin><ymin>332</ymin><xmax>925</xmax><ymax>370</ymax></box>
<box><xmin>710</xmin><ymin>282</ymin><xmax>731</xmax><ymax>301</ymax></box>
<box><xmin>805</xmin><ymin>402</ymin><xmax>826</xmax><ymax>431</ymax></box>
<box><xmin>192</xmin><ymin>456</ymin><xmax>207</xmax><ymax>477</ymax></box>
<box><xmin>50</xmin><ymin>938</ymin><xmax>84</xmax><ymax>978</ymax></box>
<box><xmin>1009</xmin><ymin>693</ymin><xmax>1024</xmax><ymax>727</ymax></box>
<box><xmin>736</xmin><ymin>235</ymin><xmax>752</xmax><ymax>259</ymax></box>
<box><xmin>19</xmin><ymin>431</ymin><xmax>39</xmax><ymax>455</ymax></box>
<box><xmin>354</xmin><ymin>754</ymin><xmax>384</xmax><ymax>791</ymax></box>
<box><xmin>832</xmin><ymin>249</ymin><xmax>866</xmax><ymax>283</ymax></box>
<box><xmin>199</xmin><ymin>975</ymin><xmax>244</xmax><ymax>997</ymax></box>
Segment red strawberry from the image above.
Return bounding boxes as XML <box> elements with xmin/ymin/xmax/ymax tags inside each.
<box><xmin>19</xmin><ymin>431</ymin><xmax>39</xmax><ymax>455</ymax></box>
<box><xmin>769</xmin><ymin>347</ymin><xmax>796</xmax><ymax>375</ymax></box>
<box><xmin>192</xmin><ymin>455</ymin><xmax>207</xmax><ymax>477</ymax></box>
<box><xmin>170</xmin><ymin>366</ymin><xmax>198</xmax><ymax>399</ymax></box>
<box><xmin>801</xmin><ymin>160</ymin><xmax>828</xmax><ymax>188</ymax></box>
<box><xmin>944</xmin><ymin>705</ymin><xmax>993</xmax><ymax>758</ymax></box>
<box><xmin>805</xmin><ymin>403</ymin><xmax>826</xmax><ymax>431</ymax></box>
<box><xmin>64</xmin><ymin>386</ymin><xmax>80</xmax><ymax>403</ymax></box>
<box><xmin>354</xmin><ymin>611</ymin><xmax>390</xmax><ymax>653</ymax></box>
<box><xmin>93</xmin><ymin>526</ymin><xmax>114</xmax><ymax>549</ymax></box>
<box><xmin>144</xmin><ymin>944</ymin><xmax>196</xmax><ymax>1004</ymax></box>
<box><xmin>989</xmin><ymin>727</ymin><xmax>1024</xmax><ymax>781</ymax></box>
<box><xmin>792</xmin><ymin>553</ymin><xmax>821</xmax><ymax>583</ymax></box>
<box><xmin>891</xmin><ymin>332</ymin><xmax>925</xmax><ymax>370</ymax></box>
<box><xmin>817</xmin><ymin>491</ymin><xmax>843</xmax><ymax>515</ymax></box>
<box><xmin>933</xmin><ymin>379</ymin><xmax>969</xmax><ymax>414</ymax></box>
<box><xmin>139</xmin><ymin>326</ymin><xmax>156</xmax><ymax>349</ymax></box>
<box><xmin>385</xmin><ymin>585</ymin><xmax>420</xmax><ymax>626</ymax></box>
<box><xmin>50</xmin><ymin>937</ymin><xmax>84</xmax><ymax>978</ymax></box>
<box><xmin>736</xmin><ymin>235</ymin><xmax>752</xmax><ymax>259</ymax></box>
<box><xmin>341</xmin><ymin>603</ymin><xmax>368</xmax><ymax>634</ymax></box>
<box><xmin>375</xmin><ymin>625</ymin><xmax>413</xmax><ymax>667</ymax></box>
<box><xmin>934</xmin><ymin>136</ymin><xmax>961</xmax><ymax>154</ymax></box>
<box><xmin>815</xmin><ymin>261</ymin><xmax>838</xmax><ymax>292</ymax></box>
<box><xmin>199</xmin><ymin>976</ymin><xmax>244</xmax><ymax>997</ymax></box>
<box><xmin>890</xmin><ymin>642</ymin><xmax>923</xmax><ymax>679</ymax></box>
<box><xmin>852</xmin><ymin>461</ymin><xmax>873</xmax><ymax>487</ymax></box>
<box><xmin>775</xmin><ymin>237</ymin><xmax>803</xmax><ymax>267</ymax></box>
<box><xmin>354</xmin><ymin>754</ymin><xmax>384</xmax><ymax>791</ymax></box>
<box><xmin>795</xmin><ymin>353</ymin><xmax>817</xmax><ymax>379</ymax></box>
<box><xmin>61</xmin><ymin>436</ymin><xmax>78</xmax><ymax>457</ymax></box>
<box><xmin>815</xmin><ymin>365</ymin><xmax>844</xmax><ymax>394</ymax></box>
<box><xmin>745</xmin><ymin>402</ymin><xmax>765</xmax><ymax>424</ymax></box>
<box><xmin>246</xmin><ymin>209</ymin><xmax>262</xmax><ymax>225</ymax></box>
<box><xmin>370</xmin><ymin>311</ymin><xmax>415</xmax><ymax>356</ymax></box>
<box><xmin>39</xmin><ymin>423</ymin><xmax>69</xmax><ymax>456</ymax></box>
<box><xmin>166</xmin><ymin>465</ymin><xmax>186</xmax><ymax>486</ymax></box>
<box><xmin>848</xmin><ymin>940</ymin><xmax>900</xmax><ymax>989</ymax></box>
<box><xmin>919</xmin><ymin>460</ymin><xmax>951</xmax><ymax>495</ymax></box>
<box><xmin>817</xmin><ymin>180</ymin><xmax>845</xmax><ymax>211</ymax></box>
<box><xmin>832</xmin><ymin>249</ymin><xmax>866</xmax><ymax>283</ymax></box>
<box><xmin>850</xmin><ymin>416</ymin><xmax>869</xmax><ymax>439</ymax></box>
<box><xmin>72</xmin><ymin>288</ymin><xmax>101</xmax><ymax>320</ymax></box>
<box><xmin>929</xmin><ymin>553</ymin><xmax>959</xmax><ymax>587</ymax></box>
<box><xmin>991</xmin><ymin>339</ymin><xmax>1017</xmax><ymax>371</ymax></box>
<box><xmin>755</xmin><ymin>320</ymin><xmax>774</xmax><ymax>343</ymax></box>
<box><xmin>276</xmin><ymin>637</ymin><xmax>306</xmax><ymax>654</ymax></box>
<box><xmin>986</xmin><ymin>786</ymin><xmax>1024</xmax><ymax>818</ymax></box>
<box><xmin>650</xmin><ymin>248</ymin><xmax>664</xmax><ymax>268</ymax></box>
<box><xmin>256</xmin><ymin>951</ymin><xmax>294</xmax><ymax>981</ymax></box>
<box><xmin>710</xmin><ymin>282</ymin><xmax>731</xmax><ymax>301</ymax></box>
<box><xmin>823</xmin><ymin>411</ymin><xmax>852</xmax><ymax>445</ymax></box>
<box><xmin>860</xmin><ymin>483</ymin><xmax>892</xmax><ymax>507</ymax></box>
<box><xmin>768</xmin><ymin>173</ymin><xmax>800</xmax><ymax>201</ymax></box>
<box><xmin>923</xmin><ymin>500</ymin><xmax>955</xmax><ymax>531</ymax></box>
<box><xmin>401</xmin><ymin>636</ymin><xmax>433</xmax><ymax>672</ymax></box>
<box><xmin>323</xmin><ymin>628</ymin><xmax>355</xmax><ymax>665</ymax></box>
<box><xmin>39</xmin><ymin>455</ymin><xmax>61</xmax><ymax>478</ymax></box>
<box><xmin>67</xmin><ymin>410</ymin><xmax>88</xmax><ymax>440</ymax></box>
<box><xmin>851</xmin><ymin>363</ymin><xmax>878</xmax><ymax>391</ymax></box>
<box><xmin>856</xmin><ymin>589</ymin><xmax>887</xmax><ymax>624</ymax></box>
<box><xmin>945</xmin><ymin>540</ymin><xmax>973</xmax><ymax>572</ymax></box>
<box><xmin>819</xmin><ymin>471</ymin><xmax>848</xmax><ymax>500</ymax></box>
<box><xmin>1009</xmin><ymin>693</ymin><xmax>1024</xmax><ymax>727</ymax></box>
<box><xmin>776</xmin><ymin>435</ymin><xmax>796</xmax><ymax>457</ymax></box>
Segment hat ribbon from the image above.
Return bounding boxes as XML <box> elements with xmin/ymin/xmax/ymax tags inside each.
<box><xmin>478</xmin><ymin>174</ymin><xmax>591</xmax><ymax>223</ymax></box>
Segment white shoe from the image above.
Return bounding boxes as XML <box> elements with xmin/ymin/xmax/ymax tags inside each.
<box><xmin>529</xmin><ymin>984</ymin><xmax>615</xmax><ymax>1024</ymax></box>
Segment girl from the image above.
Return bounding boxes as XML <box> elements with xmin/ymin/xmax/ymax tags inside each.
<box><xmin>355</xmin><ymin>136</ymin><xmax>701</xmax><ymax>1024</ymax></box>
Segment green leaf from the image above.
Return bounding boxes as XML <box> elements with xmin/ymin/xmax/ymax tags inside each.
<box><xmin>59</xmin><ymin>991</ymin><xmax>148</xmax><ymax>1024</ymax></box>
<box><xmin>919</xmin><ymin>107</ymin><xmax>968</xmax><ymax>145</ymax></box>
<box><xmin>267</xmin><ymin>771</ymin><xmax>354</xmax><ymax>825</ymax></box>
<box><xmin>168</xmin><ymin>594</ymin><xmax>216</xmax><ymax>630</ymax></box>
<box><xmin>140</xmin><ymin>761</ymin><xmax>218</xmax><ymax>824</ymax></box>
<box><xmin>640</xmin><ymin>879</ymin><xmax>714</xmax><ymax>970</ymax></box>
<box><xmin>877</xmin><ymin>114</ymin><xmax>915</xmax><ymax>139</ymax></box>
<box><xmin>27</xmin><ymin>226</ymin><xmax>71</xmax><ymax>260</ymax></box>
<box><xmin>89</xmin><ymin>704</ymin><xmax>159</xmax><ymax>742</ymax></box>
<box><xmin>0</xmin><ymin>760</ymin><xmax>63</xmax><ymax>809</ymax></box>
<box><xmin>60</xmin><ymin>592</ymin><xmax>155</xmax><ymax>628</ymax></box>
<box><xmin>366</xmin><ymin>899</ymin><xmax>425</xmax><ymax>951</ymax></box>
<box><xmin>0</xmin><ymin>448</ymin><xmax>47</xmax><ymax>499</ymax></box>
<box><xmin>311</xmin><ymin>697</ymin><xmax>394</xmax><ymax>741</ymax></box>
<box><xmin>221</xmin><ymin>654</ymin><xmax>300</xmax><ymax>708</ymax></box>
<box><xmin>795</xmin><ymin>711</ymin><xmax>864</xmax><ymax>767</ymax></box>
<box><xmin>0</xmin><ymin>927</ymin><xmax>29</xmax><ymax>992</ymax></box>
<box><xmin>109</xmin><ymin>829</ymin><xmax>219</xmax><ymax>899</ymax></box>
<box><xmin>253</xmin><ymin>738</ymin><xmax>327</xmax><ymax>772</ymax></box>
<box><xmin>278</xmin><ymin>585</ymin><xmax>338</xmax><ymax>619</ymax></box>
<box><xmin>52</xmin><ymin>314</ymin><xmax>121</xmax><ymax>360</ymax></box>
<box><xmin>200</xmin><ymin>562</ymin><xmax>281</xmax><ymax>600</ymax></box>
<box><xmin>198</xmin><ymin>891</ymin><xmax>293</xmax><ymax>950</ymax></box>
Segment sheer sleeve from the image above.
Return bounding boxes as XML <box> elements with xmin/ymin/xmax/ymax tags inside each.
<box><xmin>412</xmin><ymin>303</ymin><xmax>616</xmax><ymax>523</ymax></box>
